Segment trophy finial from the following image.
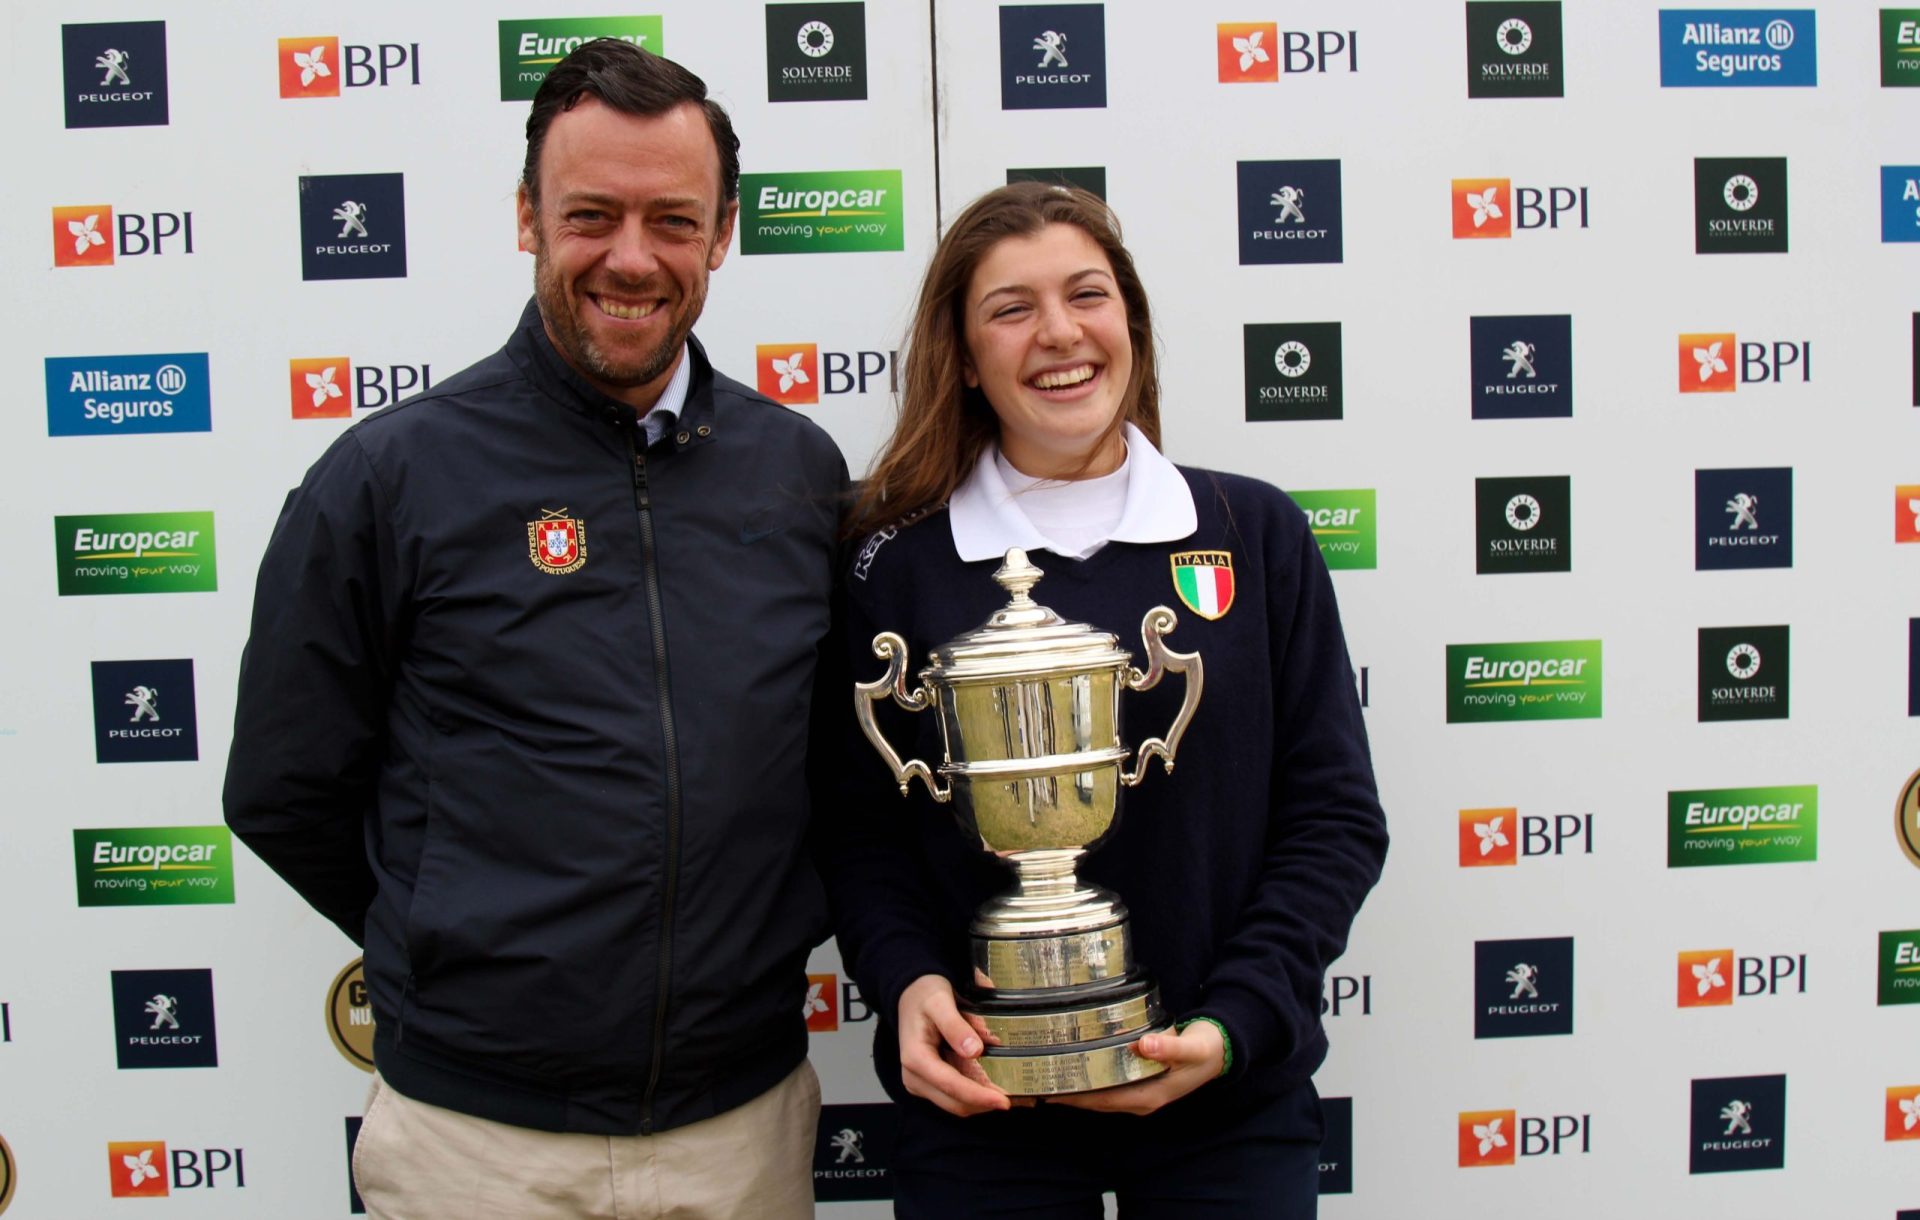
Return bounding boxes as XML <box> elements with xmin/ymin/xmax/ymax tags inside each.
<box><xmin>993</xmin><ymin>547</ymin><xmax>1045</xmax><ymax>605</ymax></box>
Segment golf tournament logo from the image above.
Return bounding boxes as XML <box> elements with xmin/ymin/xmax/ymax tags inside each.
<box><xmin>54</xmin><ymin>512</ymin><xmax>216</xmax><ymax>596</ymax></box>
<box><xmin>1243</xmin><ymin>322</ymin><xmax>1343</xmax><ymax>421</ymax></box>
<box><xmin>1667</xmin><ymin>785</ymin><xmax>1816</xmax><ymax>867</ymax></box>
<box><xmin>327</xmin><ymin>959</ymin><xmax>375</xmax><ymax>1071</ymax></box>
<box><xmin>766</xmin><ymin>4</ymin><xmax>866</xmax><ymax>101</ymax></box>
<box><xmin>1899</xmin><ymin>765</ymin><xmax>1920</xmax><ymax>869</ymax></box>
<box><xmin>1466</xmin><ymin>3</ymin><xmax>1564</xmax><ymax>97</ymax></box>
<box><xmin>1446</xmin><ymin>640</ymin><xmax>1602</xmax><ymax>722</ymax></box>
<box><xmin>1474</xmin><ymin>476</ymin><xmax>1570</xmax><ymax>574</ymax></box>
<box><xmin>62</xmin><ymin>20</ymin><xmax>169</xmax><ymax>127</ymax></box>
<box><xmin>0</xmin><ymin>1131</ymin><xmax>12</xmax><ymax>1215</ymax></box>
<box><xmin>739</xmin><ymin>171</ymin><xmax>903</xmax><ymax>254</ymax></box>
<box><xmin>73</xmin><ymin>826</ymin><xmax>235</xmax><ymax>906</ymax></box>
<box><xmin>1697</xmin><ymin>625</ymin><xmax>1788</xmax><ymax>721</ymax></box>
<box><xmin>1470</xmin><ymin>315</ymin><xmax>1571</xmax><ymax>418</ymax></box>
<box><xmin>1694</xmin><ymin>157</ymin><xmax>1788</xmax><ymax>254</ymax></box>
<box><xmin>1291</xmin><ymin>490</ymin><xmax>1376</xmax><ymax>569</ymax></box>
<box><xmin>498</xmin><ymin>17</ymin><xmax>662</xmax><ymax>100</ymax></box>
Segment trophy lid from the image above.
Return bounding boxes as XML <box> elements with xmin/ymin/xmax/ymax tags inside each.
<box><xmin>924</xmin><ymin>549</ymin><xmax>1133</xmax><ymax>681</ymax></box>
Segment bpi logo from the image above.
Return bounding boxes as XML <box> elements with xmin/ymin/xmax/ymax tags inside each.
<box><xmin>1242</xmin><ymin>323</ymin><xmax>1343</xmax><ymax>421</ymax></box>
<box><xmin>1887</xmin><ymin>1087</ymin><xmax>1920</xmax><ymax>1141</ymax></box>
<box><xmin>90</xmin><ymin>659</ymin><xmax>198</xmax><ymax>764</ymax></box>
<box><xmin>1465</xmin><ymin>2</ymin><xmax>1564</xmax><ymax>98</ymax></box>
<box><xmin>813</xmin><ymin>1103</ymin><xmax>894</xmax><ymax>1202</ymax></box>
<box><xmin>999</xmin><ymin>4</ymin><xmax>1105</xmax><ymax>109</ymax></box>
<box><xmin>766</xmin><ymin>3</ymin><xmax>868</xmax><ymax>102</ymax></box>
<box><xmin>111</xmin><ymin>968</ymin><xmax>218</xmax><ymax>1068</ymax></box>
<box><xmin>1474</xmin><ymin>475</ymin><xmax>1570</xmax><ymax>574</ymax></box>
<box><xmin>1676</xmin><ymin>949</ymin><xmax>1807</xmax><ymax>1007</ymax></box>
<box><xmin>1322</xmin><ymin>974</ymin><xmax>1372</xmax><ymax>1016</ymax></box>
<box><xmin>1676</xmin><ymin>332</ymin><xmax>1809</xmax><ymax>392</ymax></box>
<box><xmin>1695</xmin><ymin>467</ymin><xmax>1792</xmax><ymax>570</ymax></box>
<box><xmin>1659</xmin><ymin>10</ymin><xmax>1817</xmax><ymax>87</ymax></box>
<box><xmin>1236</xmin><ymin>160</ymin><xmax>1343</xmax><ymax>265</ymax></box>
<box><xmin>289</xmin><ymin>357</ymin><xmax>432</xmax><ymax>419</ymax></box>
<box><xmin>1695</xmin><ymin>157</ymin><xmax>1789</xmax><ymax>254</ymax></box>
<box><xmin>1456</xmin><ymin>1109</ymin><xmax>1590</xmax><ymax>1167</ymax></box>
<box><xmin>51</xmin><ymin>205</ymin><xmax>194</xmax><ymax>267</ymax></box>
<box><xmin>1689</xmin><ymin>1074</ymin><xmax>1786</xmax><ymax>1173</ymax></box>
<box><xmin>1474</xmin><ymin>936</ymin><xmax>1574</xmax><ymax>1037</ymax></box>
<box><xmin>1214</xmin><ymin>23</ymin><xmax>1357</xmax><ymax>83</ymax></box>
<box><xmin>107</xmin><ymin>1141</ymin><xmax>247</xmax><ymax>1197</ymax></box>
<box><xmin>1896</xmin><ymin>485</ymin><xmax>1920</xmax><ymax>543</ymax></box>
<box><xmin>298</xmin><ymin>174</ymin><xmax>408</xmax><ymax>281</ymax></box>
<box><xmin>1450</xmin><ymin>178</ymin><xmax>1589</xmax><ymax>238</ymax></box>
<box><xmin>1458</xmin><ymin>808</ymin><xmax>1594</xmax><ymax>867</ymax></box>
<box><xmin>804</xmin><ymin>973</ymin><xmax>839</xmax><ymax>1031</ymax></box>
<box><xmin>755</xmin><ymin>344</ymin><xmax>896</xmax><ymax>407</ymax></box>
<box><xmin>1470</xmin><ymin>315</ymin><xmax>1572</xmax><ymax>419</ymax></box>
<box><xmin>277</xmin><ymin>36</ymin><xmax>422</xmax><ymax>98</ymax></box>
<box><xmin>1698</xmin><ymin>625</ymin><xmax>1789</xmax><ymax>721</ymax></box>
<box><xmin>62</xmin><ymin>21</ymin><xmax>169</xmax><ymax>127</ymax></box>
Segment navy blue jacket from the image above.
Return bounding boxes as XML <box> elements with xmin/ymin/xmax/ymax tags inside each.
<box><xmin>823</xmin><ymin>468</ymin><xmax>1386</xmax><ymax>1114</ymax></box>
<box><xmin>224</xmin><ymin>301</ymin><xmax>848</xmax><ymax>1135</ymax></box>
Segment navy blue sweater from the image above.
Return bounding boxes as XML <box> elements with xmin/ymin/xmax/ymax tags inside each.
<box><xmin>822</xmin><ymin>467</ymin><xmax>1388</xmax><ymax>1115</ymax></box>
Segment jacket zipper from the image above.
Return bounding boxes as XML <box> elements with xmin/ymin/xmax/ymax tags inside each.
<box><xmin>629</xmin><ymin>431</ymin><xmax>684</xmax><ymax>1134</ymax></box>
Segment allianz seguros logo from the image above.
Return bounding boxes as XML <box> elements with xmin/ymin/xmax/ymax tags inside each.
<box><xmin>1465</xmin><ymin>3</ymin><xmax>1564</xmax><ymax>98</ymax></box>
<box><xmin>1666</xmin><ymin>784</ymin><xmax>1816</xmax><ymax>868</ymax></box>
<box><xmin>1885</xmin><ymin>10</ymin><xmax>1920</xmax><ymax>86</ymax></box>
<box><xmin>111</xmin><ymin>969</ymin><xmax>218</xmax><ymax>1069</ymax></box>
<box><xmin>766</xmin><ymin>3</ymin><xmax>867</xmax><ymax>102</ymax></box>
<box><xmin>91</xmin><ymin>659</ymin><xmax>199</xmax><ymax>764</ymax></box>
<box><xmin>1697</xmin><ymin>625</ymin><xmax>1788</xmax><ymax>722</ymax></box>
<box><xmin>498</xmin><ymin>17</ymin><xmax>663</xmax><ymax>101</ymax></box>
<box><xmin>1689</xmin><ymin>1074</ymin><xmax>1786</xmax><ymax>1174</ymax></box>
<box><xmin>55</xmin><ymin>511</ymin><xmax>216</xmax><ymax>596</ymax></box>
<box><xmin>999</xmin><ymin>4</ymin><xmax>1106</xmax><ymax>110</ymax></box>
<box><xmin>1882</xmin><ymin>167</ymin><xmax>1920</xmax><ymax>243</ymax></box>
<box><xmin>1474</xmin><ymin>936</ymin><xmax>1574</xmax><ymax>1038</ymax></box>
<box><xmin>1470</xmin><ymin>315</ymin><xmax>1571</xmax><ymax>419</ymax></box>
<box><xmin>45</xmin><ymin>353</ymin><xmax>210</xmax><ymax>436</ymax></box>
<box><xmin>73</xmin><ymin>826</ymin><xmax>235</xmax><ymax>907</ymax></box>
<box><xmin>739</xmin><ymin>170</ymin><xmax>904</xmax><ymax>254</ymax></box>
<box><xmin>299</xmin><ymin>173</ymin><xmax>407</xmax><ymax>281</ymax></box>
<box><xmin>1290</xmin><ymin>490</ymin><xmax>1375</xmax><ymax>570</ymax></box>
<box><xmin>1242</xmin><ymin>322</ymin><xmax>1343</xmax><ymax>421</ymax></box>
<box><xmin>62</xmin><ymin>20</ymin><xmax>169</xmax><ymax>128</ymax></box>
<box><xmin>1694</xmin><ymin>157</ymin><xmax>1788</xmax><ymax>254</ymax></box>
<box><xmin>1695</xmin><ymin>466</ymin><xmax>1791</xmax><ymax>570</ymax></box>
<box><xmin>327</xmin><ymin>959</ymin><xmax>375</xmax><ymax>1071</ymax></box>
<box><xmin>1237</xmin><ymin>160</ymin><xmax>1343</xmax><ymax>265</ymax></box>
<box><xmin>1659</xmin><ymin>10</ymin><xmax>1816</xmax><ymax>87</ymax></box>
<box><xmin>1445</xmin><ymin>639</ymin><xmax>1602</xmax><ymax>723</ymax></box>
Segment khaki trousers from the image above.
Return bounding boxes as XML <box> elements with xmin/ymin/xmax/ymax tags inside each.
<box><xmin>353</xmin><ymin>1061</ymin><xmax>820</xmax><ymax>1220</ymax></box>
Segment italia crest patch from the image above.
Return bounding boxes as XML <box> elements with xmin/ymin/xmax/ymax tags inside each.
<box><xmin>1170</xmin><ymin>550</ymin><xmax>1234</xmax><ymax>620</ymax></box>
<box><xmin>528</xmin><ymin>508</ymin><xmax>587</xmax><ymax>575</ymax></box>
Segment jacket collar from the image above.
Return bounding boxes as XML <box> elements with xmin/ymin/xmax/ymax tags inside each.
<box><xmin>506</xmin><ymin>297</ymin><xmax>719</xmax><ymax>450</ymax></box>
<box><xmin>947</xmin><ymin>423</ymin><xmax>1198</xmax><ymax>562</ymax></box>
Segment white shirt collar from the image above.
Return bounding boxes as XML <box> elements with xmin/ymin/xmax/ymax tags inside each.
<box><xmin>948</xmin><ymin>423</ymin><xmax>1197</xmax><ymax>562</ymax></box>
<box><xmin>640</xmin><ymin>345</ymin><xmax>691</xmax><ymax>446</ymax></box>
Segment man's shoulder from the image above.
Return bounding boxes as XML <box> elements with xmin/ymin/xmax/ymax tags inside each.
<box><xmin>346</xmin><ymin>345</ymin><xmax>526</xmax><ymax>448</ymax></box>
<box><xmin>707</xmin><ymin>363</ymin><xmax>843</xmax><ymax>467</ymax></box>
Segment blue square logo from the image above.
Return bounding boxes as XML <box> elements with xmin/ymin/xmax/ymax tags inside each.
<box><xmin>1884</xmin><ymin>167</ymin><xmax>1920</xmax><ymax>242</ymax></box>
<box><xmin>110</xmin><ymin>968</ymin><xmax>217</xmax><ymax>1068</ymax></box>
<box><xmin>1474</xmin><ymin>936</ymin><xmax>1575</xmax><ymax>1037</ymax></box>
<box><xmin>1695</xmin><ymin>467</ymin><xmax>1792</xmax><ymax>570</ymax></box>
<box><xmin>46</xmin><ymin>353</ymin><xmax>211</xmax><ymax>437</ymax></box>
<box><xmin>1689</xmin><ymin>1073</ymin><xmax>1786</xmax><ymax>1173</ymax></box>
<box><xmin>299</xmin><ymin>173</ymin><xmax>408</xmax><ymax>281</ymax></box>
<box><xmin>1659</xmin><ymin>10</ymin><xmax>1816</xmax><ymax>87</ymax></box>
<box><xmin>91</xmin><ymin>659</ymin><xmax>198</xmax><ymax>763</ymax></box>
<box><xmin>1470</xmin><ymin>315</ymin><xmax>1572</xmax><ymax>418</ymax></box>
<box><xmin>62</xmin><ymin>21</ymin><xmax>169</xmax><ymax>128</ymax></box>
<box><xmin>1237</xmin><ymin>160</ymin><xmax>1342</xmax><ymax>265</ymax></box>
<box><xmin>999</xmin><ymin>5</ymin><xmax>1105</xmax><ymax>109</ymax></box>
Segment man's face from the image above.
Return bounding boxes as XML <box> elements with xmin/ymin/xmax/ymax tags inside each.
<box><xmin>517</xmin><ymin>98</ymin><xmax>736</xmax><ymax>407</ymax></box>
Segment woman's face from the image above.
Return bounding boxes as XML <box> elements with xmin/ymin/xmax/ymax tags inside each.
<box><xmin>961</xmin><ymin>223</ymin><xmax>1133</xmax><ymax>479</ymax></box>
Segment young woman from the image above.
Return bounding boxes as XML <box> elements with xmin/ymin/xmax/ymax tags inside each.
<box><xmin>822</xmin><ymin>183</ymin><xmax>1387</xmax><ymax>1218</ymax></box>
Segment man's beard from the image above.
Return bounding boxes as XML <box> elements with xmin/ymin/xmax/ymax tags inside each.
<box><xmin>532</xmin><ymin>249</ymin><xmax>705</xmax><ymax>392</ymax></box>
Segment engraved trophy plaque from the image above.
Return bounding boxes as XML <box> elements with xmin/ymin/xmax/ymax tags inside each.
<box><xmin>854</xmin><ymin>548</ymin><xmax>1203</xmax><ymax>1095</ymax></box>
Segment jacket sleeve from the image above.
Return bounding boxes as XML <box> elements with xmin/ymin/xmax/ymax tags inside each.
<box><xmin>1189</xmin><ymin>505</ymin><xmax>1388</xmax><ymax>1078</ymax></box>
<box><xmin>221</xmin><ymin>432</ymin><xmax>406</xmax><ymax>946</ymax></box>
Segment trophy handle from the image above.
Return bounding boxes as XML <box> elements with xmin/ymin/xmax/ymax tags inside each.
<box><xmin>1121</xmin><ymin>607</ymin><xmax>1203</xmax><ymax>787</ymax></box>
<box><xmin>854</xmin><ymin>632</ymin><xmax>951</xmax><ymax>803</ymax></box>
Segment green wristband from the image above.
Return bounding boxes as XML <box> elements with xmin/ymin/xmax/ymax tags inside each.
<box><xmin>1176</xmin><ymin>1016</ymin><xmax>1233</xmax><ymax>1077</ymax></box>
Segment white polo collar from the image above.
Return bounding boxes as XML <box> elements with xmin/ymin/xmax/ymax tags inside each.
<box><xmin>948</xmin><ymin>423</ymin><xmax>1197</xmax><ymax>562</ymax></box>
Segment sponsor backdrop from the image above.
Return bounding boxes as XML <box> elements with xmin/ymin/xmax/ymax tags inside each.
<box><xmin>1</xmin><ymin>1</ymin><xmax>1914</xmax><ymax>1215</ymax></box>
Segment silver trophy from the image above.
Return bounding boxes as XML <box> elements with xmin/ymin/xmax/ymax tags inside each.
<box><xmin>855</xmin><ymin>548</ymin><xmax>1203</xmax><ymax>1095</ymax></box>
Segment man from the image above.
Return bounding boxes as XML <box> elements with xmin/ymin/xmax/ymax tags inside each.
<box><xmin>224</xmin><ymin>41</ymin><xmax>846</xmax><ymax>1219</ymax></box>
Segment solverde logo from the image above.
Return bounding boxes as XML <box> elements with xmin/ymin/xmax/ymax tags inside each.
<box><xmin>498</xmin><ymin>17</ymin><xmax>662</xmax><ymax>101</ymax></box>
<box><xmin>739</xmin><ymin>171</ymin><xmax>903</xmax><ymax>255</ymax></box>
<box><xmin>1445</xmin><ymin>640</ymin><xmax>1601</xmax><ymax>723</ymax></box>
<box><xmin>54</xmin><ymin>512</ymin><xmax>215</xmax><ymax>596</ymax></box>
<box><xmin>73</xmin><ymin>826</ymin><xmax>234</xmax><ymax>906</ymax></box>
<box><xmin>1292</xmin><ymin>490</ymin><xmax>1376</xmax><ymax>569</ymax></box>
<box><xmin>1882</xmin><ymin>929</ymin><xmax>1920</xmax><ymax>1005</ymax></box>
<box><xmin>1667</xmin><ymin>785</ymin><xmax>1816</xmax><ymax>868</ymax></box>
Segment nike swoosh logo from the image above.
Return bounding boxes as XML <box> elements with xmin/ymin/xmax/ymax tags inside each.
<box><xmin>742</xmin><ymin>524</ymin><xmax>783</xmax><ymax>544</ymax></box>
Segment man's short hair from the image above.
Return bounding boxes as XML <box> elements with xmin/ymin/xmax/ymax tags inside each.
<box><xmin>521</xmin><ymin>39</ymin><xmax>740</xmax><ymax>212</ymax></box>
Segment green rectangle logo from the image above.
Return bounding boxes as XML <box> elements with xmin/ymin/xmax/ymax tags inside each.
<box><xmin>1667</xmin><ymin>785</ymin><xmax>1818</xmax><ymax>868</ymax></box>
<box><xmin>1883</xmin><ymin>10</ymin><xmax>1920</xmax><ymax>86</ymax></box>
<box><xmin>1292</xmin><ymin>489</ymin><xmax>1376</xmax><ymax>569</ymax></box>
<box><xmin>498</xmin><ymin>17</ymin><xmax>664</xmax><ymax>101</ymax></box>
<box><xmin>73</xmin><ymin>826</ymin><xmax>235</xmax><ymax>906</ymax></box>
<box><xmin>1445</xmin><ymin>639</ymin><xmax>1601</xmax><ymax>722</ymax></box>
<box><xmin>55</xmin><ymin>512</ymin><xmax>216</xmax><ymax>596</ymax></box>
<box><xmin>1881</xmin><ymin>929</ymin><xmax>1920</xmax><ymax>1004</ymax></box>
<box><xmin>739</xmin><ymin>170</ymin><xmax>905</xmax><ymax>254</ymax></box>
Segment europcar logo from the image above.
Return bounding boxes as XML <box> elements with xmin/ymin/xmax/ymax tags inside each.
<box><xmin>813</xmin><ymin>1102</ymin><xmax>895</xmax><ymax>1202</ymax></box>
<box><xmin>1459</xmin><ymin>808</ymin><xmax>1594</xmax><ymax>867</ymax></box>
<box><xmin>1676</xmin><ymin>948</ymin><xmax>1807</xmax><ymax>1007</ymax></box>
<box><xmin>45</xmin><ymin>353</ymin><xmax>210</xmax><ymax>437</ymax></box>
<box><xmin>1884</xmin><ymin>10</ymin><xmax>1920</xmax><ymax>86</ymax></box>
<box><xmin>1445</xmin><ymin>639</ymin><xmax>1602</xmax><ymax>723</ymax></box>
<box><xmin>51</xmin><ymin>204</ymin><xmax>195</xmax><ymax>267</ymax></box>
<box><xmin>1242</xmin><ymin>322</ymin><xmax>1343</xmax><ymax>421</ymax></box>
<box><xmin>1474</xmin><ymin>476</ymin><xmax>1570</xmax><ymax>574</ymax></box>
<box><xmin>1884</xmin><ymin>929</ymin><xmax>1920</xmax><ymax>1005</ymax></box>
<box><xmin>999</xmin><ymin>4</ymin><xmax>1106</xmax><ymax>110</ymax></box>
<box><xmin>1465</xmin><ymin>2</ymin><xmax>1564</xmax><ymax>98</ymax></box>
<box><xmin>1689</xmin><ymin>1074</ymin><xmax>1786</xmax><ymax>1174</ymax></box>
<box><xmin>54</xmin><ymin>512</ymin><xmax>216</xmax><ymax>596</ymax></box>
<box><xmin>1450</xmin><ymin>178</ymin><xmax>1588</xmax><ymax>237</ymax></box>
<box><xmin>62</xmin><ymin>21</ymin><xmax>169</xmax><ymax>128</ymax></box>
<box><xmin>1291</xmin><ymin>490</ymin><xmax>1375</xmax><ymax>569</ymax></box>
<box><xmin>1697</xmin><ymin>625</ymin><xmax>1788</xmax><ymax>721</ymax></box>
<box><xmin>739</xmin><ymin>171</ymin><xmax>904</xmax><ymax>254</ymax></box>
<box><xmin>73</xmin><ymin>826</ymin><xmax>235</xmax><ymax>906</ymax></box>
<box><xmin>1470</xmin><ymin>315</ymin><xmax>1572</xmax><ymax>419</ymax></box>
<box><xmin>1007</xmin><ymin>166</ymin><xmax>1107</xmax><ymax>198</ymax></box>
<box><xmin>1237</xmin><ymin>160</ymin><xmax>1343</xmax><ymax>265</ymax></box>
<box><xmin>498</xmin><ymin>17</ymin><xmax>663</xmax><ymax>101</ymax></box>
<box><xmin>1660</xmin><ymin>10</ymin><xmax>1816</xmax><ymax>87</ymax></box>
<box><xmin>1694</xmin><ymin>157</ymin><xmax>1789</xmax><ymax>254</ymax></box>
<box><xmin>767</xmin><ymin>4</ymin><xmax>867</xmax><ymax>102</ymax></box>
<box><xmin>1667</xmin><ymin>784</ymin><xmax>1816</xmax><ymax>867</ymax></box>
<box><xmin>1474</xmin><ymin>936</ymin><xmax>1574</xmax><ymax>1038</ymax></box>
<box><xmin>277</xmin><ymin>36</ymin><xmax>421</xmax><ymax>98</ymax></box>
<box><xmin>290</xmin><ymin>357</ymin><xmax>433</xmax><ymax>419</ymax></box>
<box><xmin>326</xmin><ymin>958</ymin><xmax>375</xmax><ymax>1071</ymax></box>
<box><xmin>1695</xmin><ymin>467</ymin><xmax>1791</xmax><ymax>570</ymax></box>
<box><xmin>298</xmin><ymin>173</ymin><xmax>408</xmax><ymax>281</ymax></box>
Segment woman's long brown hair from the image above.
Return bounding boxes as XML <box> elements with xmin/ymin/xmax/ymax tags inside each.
<box><xmin>845</xmin><ymin>182</ymin><xmax>1162</xmax><ymax>538</ymax></box>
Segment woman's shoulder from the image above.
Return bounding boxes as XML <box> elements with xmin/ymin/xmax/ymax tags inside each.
<box><xmin>848</xmin><ymin>502</ymin><xmax>956</xmax><ymax>586</ymax></box>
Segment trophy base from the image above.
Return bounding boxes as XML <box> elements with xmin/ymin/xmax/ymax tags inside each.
<box><xmin>973</xmin><ymin>1026</ymin><xmax>1173</xmax><ymax>1096</ymax></box>
<box><xmin>962</xmin><ymin>979</ymin><xmax>1169</xmax><ymax>1096</ymax></box>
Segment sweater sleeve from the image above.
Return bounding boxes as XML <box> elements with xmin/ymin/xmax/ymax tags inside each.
<box><xmin>221</xmin><ymin>433</ymin><xmax>406</xmax><ymax>946</ymax></box>
<box><xmin>1189</xmin><ymin>502</ymin><xmax>1388</xmax><ymax>1078</ymax></box>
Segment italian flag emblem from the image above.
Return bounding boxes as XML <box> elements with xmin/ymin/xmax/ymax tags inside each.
<box><xmin>1170</xmin><ymin>550</ymin><xmax>1235</xmax><ymax>620</ymax></box>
